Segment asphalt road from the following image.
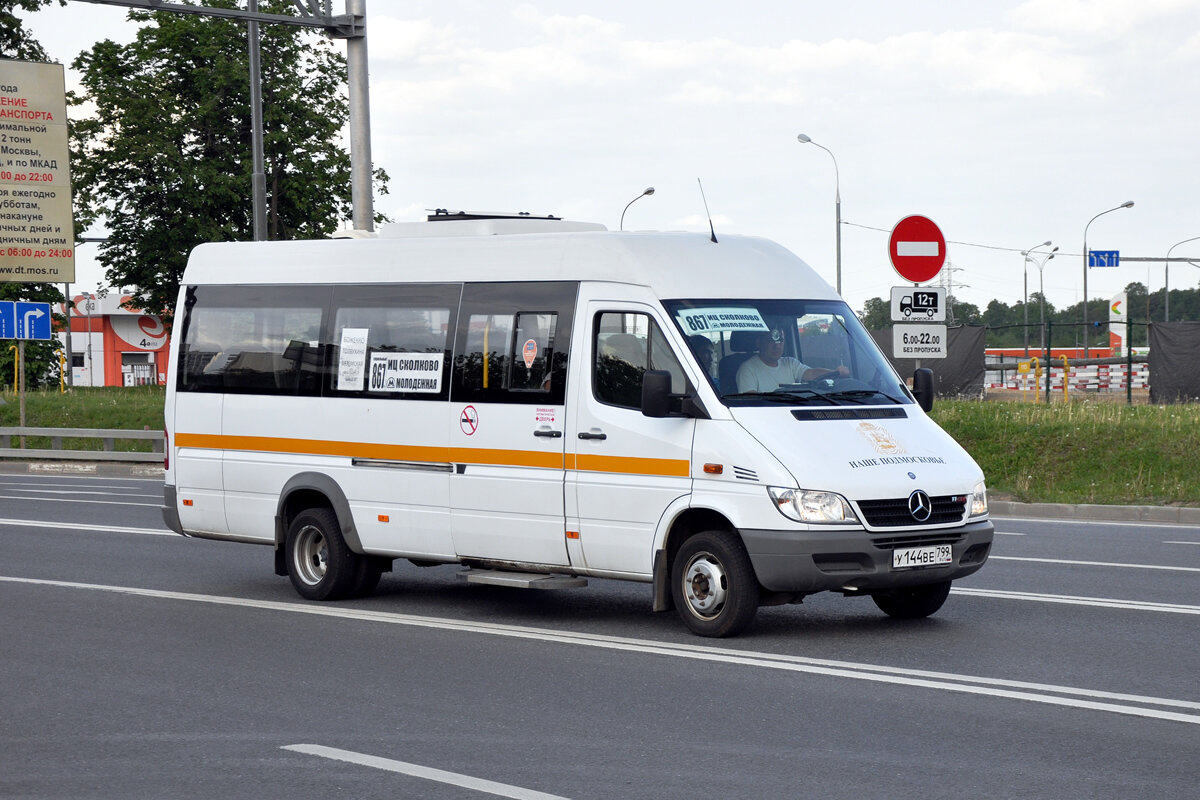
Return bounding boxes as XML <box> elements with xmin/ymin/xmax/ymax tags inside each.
<box><xmin>2</xmin><ymin>472</ymin><xmax>1198</xmax><ymax>799</ymax></box>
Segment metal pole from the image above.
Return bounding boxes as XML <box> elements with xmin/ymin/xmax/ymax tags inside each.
<box><xmin>796</xmin><ymin>134</ymin><xmax>840</xmax><ymax>294</ymax></box>
<box><xmin>248</xmin><ymin>0</ymin><xmax>268</xmax><ymax>240</ymax></box>
<box><xmin>834</xmin><ymin>190</ymin><xmax>842</xmax><ymax>296</ymax></box>
<box><xmin>346</xmin><ymin>0</ymin><xmax>374</xmax><ymax>232</ymax></box>
<box><xmin>1165</xmin><ymin>236</ymin><xmax>1200</xmax><ymax>322</ymax></box>
<box><xmin>1044</xmin><ymin>321</ymin><xmax>1052</xmax><ymax>405</ymax></box>
<box><xmin>1022</xmin><ymin>258</ymin><xmax>1029</xmax><ymax>356</ymax></box>
<box><xmin>1126</xmin><ymin>318</ymin><xmax>1134</xmax><ymax>405</ymax></box>
<box><xmin>62</xmin><ymin>282</ymin><xmax>74</xmax><ymax>388</ymax></box>
<box><xmin>18</xmin><ymin>340</ymin><xmax>26</xmax><ymax>447</ymax></box>
<box><xmin>1038</xmin><ymin>263</ymin><xmax>1046</xmax><ymax>352</ymax></box>
<box><xmin>1020</xmin><ymin>241</ymin><xmax>1051</xmax><ymax>358</ymax></box>
<box><xmin>1082</xmin><ymin>202</ymin><xmax>1134</xmax><ymax>359</ymax></box>
<box><xmin>84</xmin><ymin>293</ymin><xmax>94</xmax><ymax>387</ymax></box>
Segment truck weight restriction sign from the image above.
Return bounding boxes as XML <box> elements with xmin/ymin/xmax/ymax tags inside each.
<box><xmin>890</xmin><ymin>286</ymin><xmax>945</xmax><ymax>322</ymax></box>
<box><xmin>889</xmin><ymin>215</ymin><xmax>946</xmax><ymax>283</ymax></box>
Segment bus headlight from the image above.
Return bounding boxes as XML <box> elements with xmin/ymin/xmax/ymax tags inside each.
<box><xmin>767</xmin><ymin>487</ymin><xmax>858</xmax><ymax>524</ymax></box>
<box><xmin>970</xmin><ymin>480</ymin><xmax>988</xmax><ymax>517</ymax></box>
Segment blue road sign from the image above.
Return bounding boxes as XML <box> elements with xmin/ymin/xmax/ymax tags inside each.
<box><xmin>15</xmin><ymin>301</ymin><xmax>52</xmax><ymax>340</ymax></box>
<box><xmin>1088</xmin><ymin>250</ymin><xmax>1120</xmax><ymax>267</ymax></box>
<box><xmin>0</xmin><ymin>301</ymin><xmax>13</xmax><ymax>339</ymax></box>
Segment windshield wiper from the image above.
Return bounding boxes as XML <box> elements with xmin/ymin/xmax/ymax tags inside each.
<box><xmin>722</xmin><ymin>389</ymin><xmax>832</xmax><ymax>405</ymax></box>
<box><xmin>822</xmin><ymin>389</ymin><xmax>905</xmax><ymax>405</ymax></box>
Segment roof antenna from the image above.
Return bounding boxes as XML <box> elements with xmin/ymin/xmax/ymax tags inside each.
<box><xmin>697</xmin><ymin>178</ymin><xmax>718</xmax><ymax>243</ymax></box>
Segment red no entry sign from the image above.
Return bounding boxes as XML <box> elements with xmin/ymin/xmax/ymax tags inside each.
<box><xmin>889</xmin><ymin>215</ymin><xmax>946</xmax><ymax>283</ymax></box>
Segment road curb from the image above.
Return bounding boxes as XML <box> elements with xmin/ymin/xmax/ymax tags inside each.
<box><xmin>990</xmin><ymin>499</ymin><xmax>1200</xmax><ymax>525</ymax></box>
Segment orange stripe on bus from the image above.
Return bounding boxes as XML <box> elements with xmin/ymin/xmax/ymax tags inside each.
<box><xmin>574</xmin><ymin>453</ymin><xmax>691</xmax><ymax>477</ymax></box>
<box><xmin>174</xmin><ymin>433</ymin><xmax>688</xmax><ymax>477</ymax></box>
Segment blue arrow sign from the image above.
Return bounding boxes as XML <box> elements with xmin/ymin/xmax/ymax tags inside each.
<box><xmin>1088</xmin><ymin>250</ymin><xmax>1120</xmax><ymax>267</ymax></box>
<box><xmin>15</xmin><ymin>301</ymin><xmax>52</xmax><ymax>340</ymax></box>
<box><xmin>0</xmin><ymin>301</ymin><xmax>13</xmax><ymax>339</ymax></box>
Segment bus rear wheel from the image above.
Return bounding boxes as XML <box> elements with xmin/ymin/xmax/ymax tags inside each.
<box><xmin>671</xmin><ymin>530</ymin><xmax>759</xmax><ymax>637</ymax></box>
<box><xmin>286</xmin><ymin>508</ymin><xmax>360</xmax><ymax>601</ymax></box>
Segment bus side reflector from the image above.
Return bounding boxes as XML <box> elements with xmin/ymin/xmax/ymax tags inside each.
<box><xmin>566</xmin><ymin>531</ymin><xmax>580</xmax><ymax>540</ymax></box>
<box><xmin>378</xmin><ymin>515</ymin><xmax>390</xmax><ymax>522</ymax></box>
<box><xmin>182</xmin><ymin>499</ymin><xmax>193</xmax><ymax>506</ymax></box>
<box><xmin>703</xmin><ymin>463</ymin><xmax>723</xmax><ymax>474</ymax></box>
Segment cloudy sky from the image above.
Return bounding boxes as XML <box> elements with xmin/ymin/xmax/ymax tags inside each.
<box><xmin>24</xmin><ymin>0</ymin><xmax>1200</xmax><ymax>318</ymax></box>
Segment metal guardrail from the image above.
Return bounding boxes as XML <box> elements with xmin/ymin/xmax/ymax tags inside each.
<box><xmin>0</xmin><ymin>427</ymin><xmax>164</xmax><ymax>463</ymax></box>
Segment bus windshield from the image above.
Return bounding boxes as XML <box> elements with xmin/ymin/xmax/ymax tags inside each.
<box><xmin>663</xmin><ymin>298</ymin><xmax>913</xmax><ymax>407</ymax></box>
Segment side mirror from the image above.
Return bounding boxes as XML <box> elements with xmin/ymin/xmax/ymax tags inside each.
<box><xmin>641</xmin><ymin>370</ymin><xmax>672</xmax><ymax>418</ymax></box>
<box><xmin>912</xmin><ymin>367</ymin><xmax>935</xmax><ymax>412</ymax></box>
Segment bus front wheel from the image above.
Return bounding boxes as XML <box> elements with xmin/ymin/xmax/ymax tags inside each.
<box><xmin>671</xmin><ymin>530</ymin><xmax>759</xmax><ymax>637</ymax></box>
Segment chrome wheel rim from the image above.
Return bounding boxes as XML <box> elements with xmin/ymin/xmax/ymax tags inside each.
<box><xmin>293</xmin><ymin>524</ymin><xmax>328</xmax><ymax>586</ymax></box>
<box><xmin>682</xmin><ymin>551</ymin><xmax>727</xmax><ymax>620</ymax></box>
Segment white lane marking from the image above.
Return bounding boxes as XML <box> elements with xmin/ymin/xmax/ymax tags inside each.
<box><xmin>953</xmin><ymin>587</ymin><xmax>1200</xmax><ymax>615</ymax></box>
<box><xmin>991</xmin><ymin>516</ymin><xmax>1197</xmax><ymax>530</ymax></box>
<box><xmin>994</xmin><ymin>531</ymin><xmax>1026</xmax><ymax>536</ymax></box>
<box><xmin>0</xmin><ymin>493</ymin><xmax>158</xmax><ymax>508</ymax></box>
<box><xmin>1165</xmin><ymin>541</ymin><xmax>1200</xmax><ymax>546</ymax></box>
<box><xmin>3</xmin><ymin>575</ymin><xmax>1198</xmax><ymax>726</ymax></box>
<box><xmin>282</xmin><ymin>744</ymin><xmax>570</xmax><ymax>800</ymax></box>
<box><xmin>990</xmin><ymin>555</ymin><xmax>1200</xmax><ymax>573</ymax></box>
<box><xmin>0</xmin><ymin>477</ymin><xmax>160</xmax><ymax>488</ymax></box>
<box><xmin>2</xmin><ymin>488</ymin><xmax>160</xmax><ymax>498</ymax></box>
<box><xmin>0</xmin><ymin>518</ymin><xmax>173</xmax><ymax>537</ymax></box>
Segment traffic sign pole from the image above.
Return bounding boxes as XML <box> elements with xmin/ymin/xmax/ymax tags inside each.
<box><xmin>18</xmin><ymin>340</ymin><xmax>27</xmax><ymax>444</ymax></box>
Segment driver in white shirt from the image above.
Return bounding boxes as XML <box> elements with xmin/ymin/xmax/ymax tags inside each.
<box><xmin>735</xmin><ymin>328</ymin><xmax>848</xmax><ymax>392</ymax></box>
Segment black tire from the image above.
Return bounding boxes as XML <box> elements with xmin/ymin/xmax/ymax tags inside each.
<box><xmin>285</xmin><ymin>507</ymin><xmax>360</xmax><ymax>601</ymax></box>
<box><xmin>872</xmin><ymin>580</ymin><xmax>951</xmax><ymax>619</ymax></box>
<box><xmin>670</xmin><ymin>530</ymin><xmax>759</xmax><ymax>637</ymax></box>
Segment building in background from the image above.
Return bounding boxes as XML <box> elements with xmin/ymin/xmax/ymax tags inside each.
<box><xmin>56</xmin><ymin>293</ymin><xmax>171</xmax><ymax>387</ymax></box>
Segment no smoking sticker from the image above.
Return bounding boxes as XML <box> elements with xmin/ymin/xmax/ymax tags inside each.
<box><xmin>459</xmin><ymin>405</ymin><xmax>479</xmax><ymax>435</ymax></box>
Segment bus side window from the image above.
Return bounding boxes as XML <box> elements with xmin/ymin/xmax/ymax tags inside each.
<box><xmin>327</xmin><ymin>284</ymin><xmax>460</xmax><ymax>400</ymax></box>
<box><xmin>177</xmin><ymin>286</ymin><xmax>327</xmax><ymax>396</ymax></box>
<box><xmin>593</xmin><ymin>312</ymin><xmax>687</xmax><ymax>409</ymax></box>
<box><xmin>451</xmin><ymin>282</ymin><xmax>578</xmax><ymax>406</ymax></box>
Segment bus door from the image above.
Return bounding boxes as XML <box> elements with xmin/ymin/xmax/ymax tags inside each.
<box><xmin>448</xmin><ymin>283</ymin><xmax>577</xmax><ymax>566</ymax></box>
<box><xmin>567</xmin><ymin>300</ymin><xmax>696</xmax><ymax>575</ymax></box>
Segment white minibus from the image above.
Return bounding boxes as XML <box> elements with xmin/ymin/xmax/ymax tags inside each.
<box><xmin>162</xmin><ymin>213</ymin><xmax>993</xmax><ymax>637</ymax></box>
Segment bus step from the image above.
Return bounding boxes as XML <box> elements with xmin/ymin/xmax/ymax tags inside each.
<box><xmin>458</xmin><ymin>569</ymin><xmax>587</xmax><ymax>590</ymax></box>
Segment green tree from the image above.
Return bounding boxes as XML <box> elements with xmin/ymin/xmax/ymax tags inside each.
<box><xmin>1</xmin><ymin>0</ymin><xmax>63</xmax><ymax>61</ymax></box>
<box><xmin>858</xmin><ymin>296</ymin><xmax>890</xmax><ymax>330</ymax></box>
<box><xmin>2</xmin><ymin>0</ymin><xmax>68</xmax><ymax>389</ymax></box>
<box><xmin>69</xmin><ymin>0</ymin><xmax>389</xmax><ymax>317</ymax></box>
<box><xmin>947</xmin><ymin>297</ymin><xmax>981</xmax><ymax>326</ymax></box>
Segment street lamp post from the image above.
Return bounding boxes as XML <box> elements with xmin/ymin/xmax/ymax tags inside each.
<box><xmin>82</xmin><ymin>292</ymin><xmax>95</xmax><ymax>388</ymax></box>
<box><xmin>619</xmin><ymin>187</ymin><xmax>655</xmax><ymax>231</ymax></box>
<box><xmin>1021</xmin><ymin>240</ymin><xmax>1052</xmax><ymax>356</ymax></box>
<box><xmin>1164</xmin><ymin>236</ymin><xmax>1200</xmax><ymax>321</ymax></box>
<box><xmin>796</xmin><ymin>134</ymin><xmax>841</xmax><ymax>295</ymax></box>
<box><xmin>1082</xmin><ymin>201</ymin><xmax>1134</xmax><ymax>358</ymax></box>
<box><xmin>1027</xmin><ymin>247</ymin><xmax>1058</xmax><ymax>352</ymax></box>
